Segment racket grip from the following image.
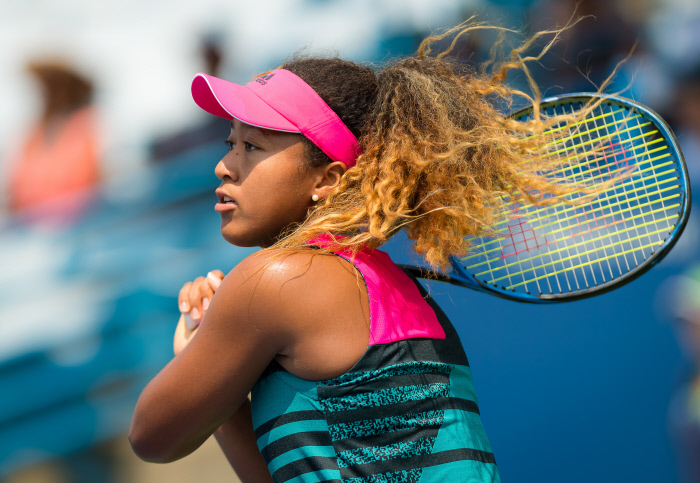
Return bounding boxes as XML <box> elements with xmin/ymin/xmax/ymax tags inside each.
<box><xmin>183</xmin><ymin>312</ymin><xmax>199</xmax><ymax>331</ymax></box>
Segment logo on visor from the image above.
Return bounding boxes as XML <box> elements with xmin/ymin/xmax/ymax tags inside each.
<box><xmin>255</xmin><ymin>73</ymin><xmax>275</xmax><ymax>85</ymax></box>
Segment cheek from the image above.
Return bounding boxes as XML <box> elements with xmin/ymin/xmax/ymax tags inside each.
<box><xmin>241</xmin><ymin>167</ymin><xmax>311</xmax><ymax>228</ymax></box>
<box><xmin>252</xmin><ymin>172</ymin><xmax>300</xmax><ymax>207</ymax></box>
<box><xmin>256</xmin><ymin>162</ymin><xmax>310</xmax><ymax>206</ymax></box>
<box><xmin>266</xmin><ymin>179</ymin><xmax>311</xmax><ymax>220</ymax></box>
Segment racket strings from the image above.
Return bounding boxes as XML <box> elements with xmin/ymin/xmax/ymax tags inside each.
<box><xmin>464</xmin><ymin>181</ymin><xmax>679</xmax><ymax>263</ymax></box>
<box><xmin>483</xmin><ymin>119</ymin><xmax>664</xmax><ymax>231</ymax></box>
<box><xmin>474</xmin><ymin>126</ymin><xmax>664</xmax><ymax>241</ymax></box>
<box><xmin>467</xmin><ymin>198</ymin><xmax>681</xmax><ymax>272</ymax></box>
<box><xmin>463</xmin><ymin>139</ymin><xmax>674</xmax><ymax>258</ymax></box>
<box><xmin>459</xmin><ymin>101</ymin><xmax>683</xmax><ymax>295</ymax></box>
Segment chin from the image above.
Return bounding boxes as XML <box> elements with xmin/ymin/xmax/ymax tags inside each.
<box><xmin>221</xmin><ymin>228</ymin><xmax>258</xmax><ymax>248</ymax></box>
<box><xmin>220</xmin><ymin>221</ymin><xmax>271</xmax><ymax>248</ymax></box>
<box><xmin>219</xmin><ymin>217</ymin><xmax>291</xmax><ymax>248</ymax></box>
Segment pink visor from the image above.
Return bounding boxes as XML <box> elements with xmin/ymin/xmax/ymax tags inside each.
<box><xmin>191</xmin><ymin>69</ymin><xmax>361</xmax><ymax>168</ymax></box>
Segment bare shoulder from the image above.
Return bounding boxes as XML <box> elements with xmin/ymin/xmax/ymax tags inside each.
<box><xmin>129</xmin><ymin>253</ymin><xmax>370</xmax><ymax>463</ymax></box>
<box><xmin>219</xmin><ymin>248</ymin><xmax>370</xmax><ymax>379</ymax></box>
<box><xmin>230</xmin><ymin>247</ymin><xmax>358</xmax><ymax>279</ymax></box>
<box><xmin>219</xmin><ymin>248</ymin><xmax>365</xmax><ymax>321</ymax></box>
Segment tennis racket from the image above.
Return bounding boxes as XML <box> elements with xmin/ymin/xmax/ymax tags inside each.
<box><xmin>402</xmin><ymin>93</ymin><xmax>691</xmax><ymax>303</ymax></box>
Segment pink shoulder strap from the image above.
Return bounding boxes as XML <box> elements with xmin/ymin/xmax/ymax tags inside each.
<box><xmin>336</xmin><ymin>249</ymin><xmax>446</xmax><ymax>345</ymax></box>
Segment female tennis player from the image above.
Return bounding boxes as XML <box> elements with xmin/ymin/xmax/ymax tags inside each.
<box><xmin>130</xmin><ymin>23</ymin><xmax>588</xmax><ymax>482</ymax></box>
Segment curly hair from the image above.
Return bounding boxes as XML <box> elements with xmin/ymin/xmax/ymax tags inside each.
<box><xmin>272</xmin><ymin>20</ymin><xmax>620</xmax><ymax>268</ymax></box>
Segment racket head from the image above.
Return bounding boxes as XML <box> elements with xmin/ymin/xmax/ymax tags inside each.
<box><xmin>448</xmin><ymin>93</ymin><xmax>691</xmax><ymax>303</ymax></box>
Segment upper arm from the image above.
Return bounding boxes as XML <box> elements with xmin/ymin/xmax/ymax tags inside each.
<box><xmin>129</xmin><ymin>251</ymin><xmax>297</xmax><ymax>462</ymax></box>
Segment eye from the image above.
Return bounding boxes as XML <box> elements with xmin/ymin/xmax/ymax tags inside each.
<box><xmin>244</xmin><ymin>142</ymin><xmax>258</xmax><ymax>151</ymax></box>
<box><xmin>224</xmin><ymin>140</ymin><xmax>235</xmax><ymax>151</ymax></box>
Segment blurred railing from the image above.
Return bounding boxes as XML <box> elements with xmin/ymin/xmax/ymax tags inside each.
<box><xmin>0</xmin><ymin>143</ymin><xmax>255</xmax><ymax>476</ymax></box>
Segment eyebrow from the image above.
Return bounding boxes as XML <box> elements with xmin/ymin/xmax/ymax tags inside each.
<box><xmin>230</xmin><ymin>120</ymin><xmax>270</xmax><ymax>138</ymax></box>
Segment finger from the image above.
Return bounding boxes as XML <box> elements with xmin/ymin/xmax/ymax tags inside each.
<box><xmin>199</xmin><ymin>274</ymin><xmax>216</xmax><ymax>300</ymax></box>
<box><xmin>198</xmin><ymin>279</ymin><xmax>215</xmax><ymax>316</ymax></box>
<box><xmin>174</xmin><ymin>314</ymin><xmax>186</xmax><ymax>355</ymax></box>
<box><xmin>178</xmin><ymin>282</ymin><xmax>193</xmax><ymax>313</ymax></box>
<box><xmin>174</xmin><ymin>313</ymin><xmax>198</xmax><ymax>355</ymax></box>
<box><xmin>188</xmin><ymin>276</ymin><xmax>207</xmax><ymax>322</ymax></box>
<box><xmin>207</xmin><ymin>270</ymin><xmax>224</xmax><ymax>291</ymax></box>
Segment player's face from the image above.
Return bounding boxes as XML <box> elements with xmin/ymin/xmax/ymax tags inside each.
<box><xmin>214</xmin><ymin>120</ymin><xmax>314</xmax><ymax>247</ymax></box>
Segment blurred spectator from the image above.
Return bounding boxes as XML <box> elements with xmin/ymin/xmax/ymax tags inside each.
<box><xmin>646</xmin><ymin>0</ymin><xmax>700</xmax><ymax>79</ymax></box>
<box><xmin>149</xmin><ymin>34</ymin><xmax>231</xmax><ymax>161</ymax></box>
<box><xmin>669</xmin><ymin>73</ymin><xmax>700</xmax><ymax>189</ymax></box>
<box><xmin>667</xmin><ymin>71</ymin><xmax>700</xmax><ymax>483</ymax></box>
<box><xmin>7</xmin><ymin>60</ymin><xmax>100</xmax><ymax>220</ymax></box>
<box><xmin>528</xmin><ymin>0</ymin><xmax>639</xmax><ymax>94</ymax></box>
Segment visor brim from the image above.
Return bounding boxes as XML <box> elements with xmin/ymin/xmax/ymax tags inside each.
<box><xmin>191</xmin><ymin>73</ymin><xmax>300</xmax><ymax>133</ymax></box>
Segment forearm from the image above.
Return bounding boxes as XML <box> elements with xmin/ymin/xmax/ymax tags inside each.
<box><xmin>214</xmin><ymin>397</ymin><xmax>273</xmax><ymax>483</ymax></box>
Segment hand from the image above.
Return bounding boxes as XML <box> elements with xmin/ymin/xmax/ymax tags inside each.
<box><xmin>174</xmin><ymin>270</ymin><xmax>225</xmax><ymax>356</ymax></box>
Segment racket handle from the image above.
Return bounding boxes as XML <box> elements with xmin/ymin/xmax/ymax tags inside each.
<box><xmin>183</xmin><ymin>312</ymin><xmax>199</xmax><ymax>331</ymax></box>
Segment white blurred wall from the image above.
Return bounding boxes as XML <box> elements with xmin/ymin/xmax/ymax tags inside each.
<box><xmin>0</xmin><ymin>0</ymin><xmax>477</xmax><ymax>186</ymax></box>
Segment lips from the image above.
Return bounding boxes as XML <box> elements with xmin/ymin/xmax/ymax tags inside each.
<box><xmin>215</xmin><ymin>188</ymin><xmax>237</xmax><ymax>212</ymax></box>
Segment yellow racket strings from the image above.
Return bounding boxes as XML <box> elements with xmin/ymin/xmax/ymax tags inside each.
<box><xmin>460</xmin><ymin>102</ymin><xmax>682</xmax><ymax>295</ymax></box>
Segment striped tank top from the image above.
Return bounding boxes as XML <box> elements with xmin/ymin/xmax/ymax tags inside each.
<box><xmin>251</xmin><ymin>247</ymin><xmax>500</xmax><ymax>482</ymax></box>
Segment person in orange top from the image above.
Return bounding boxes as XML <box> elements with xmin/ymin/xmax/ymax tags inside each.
<box><xmin>8</xmin><ymin>61</ymin><xmax>99</xmax><ymax>216</ymax></box>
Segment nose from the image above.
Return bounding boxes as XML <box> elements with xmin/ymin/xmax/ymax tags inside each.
<box><xmin>215</xmin><ymin>154</ymin><xmax>238</xmax><ymax>182</ymax></box>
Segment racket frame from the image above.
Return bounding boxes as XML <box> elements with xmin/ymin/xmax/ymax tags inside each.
<box><xmin>407</xmin><ymin>93</ymin><xmax>692</xmax><ymax>303</ymax></box>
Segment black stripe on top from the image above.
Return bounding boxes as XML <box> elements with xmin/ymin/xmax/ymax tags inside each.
<box><xmin>272</xmin><ymin>455</ymin><xmax>339</xmax><ymax>482</ymax></box>
<box><xmin>317</xmin><ymin>371</ymin><xmax>450</xmax><ymax>400</ymax></box>
<box><xmin>260</xmin><ymin>431</ymin><xmax>334</xmax><ymax>463</ymax></box>
<box><xmin>349</xmin><ymin>338</ymin><xmax>466</xmax><ymax>375</ymax></box>
<box><xmin>254</xmin><ymin>410</ymin><xmax>326</xmax><ymax>440</ymax></box>
<box><xmin>324</xmin><ymin>396</ymin><xmax>480</xmax><ymax>426</ymax></box>
<box><xmin>258</xmin><ymin>359</ymin><xmax>286</xmax><ymax>382</ymax></box>
<box><xmin>338</xmin><ymin>447</ymin><xmax>497</xmax><ymax>480</ymax></box>
<box><xmin>333</xmin><ymin>424</ymin><xmax>442</xmax><ymax>454</ymax></box>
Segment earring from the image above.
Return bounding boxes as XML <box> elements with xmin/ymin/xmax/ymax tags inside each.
<box><xmin>311</xmin><ymin>194</ymin><xmax>319</xmax><ymax>202</ymax></box>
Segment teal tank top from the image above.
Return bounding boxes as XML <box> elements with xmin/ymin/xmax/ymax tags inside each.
<box><xmin>251</xmin><ymin>248</ymin><xmax>500</xmax><ymax>482</ymax></box>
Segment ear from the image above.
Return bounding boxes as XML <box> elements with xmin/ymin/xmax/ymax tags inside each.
<box><xmin>310</xmin><ymin>161</ymin><xmax>347</xmax><ymax>202</ymax></box>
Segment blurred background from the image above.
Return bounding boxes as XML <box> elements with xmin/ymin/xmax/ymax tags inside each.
<box><xmin>1</xmin><ymin>0</ymin><xmax>699</xmax><ymax>482</ymax></box>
